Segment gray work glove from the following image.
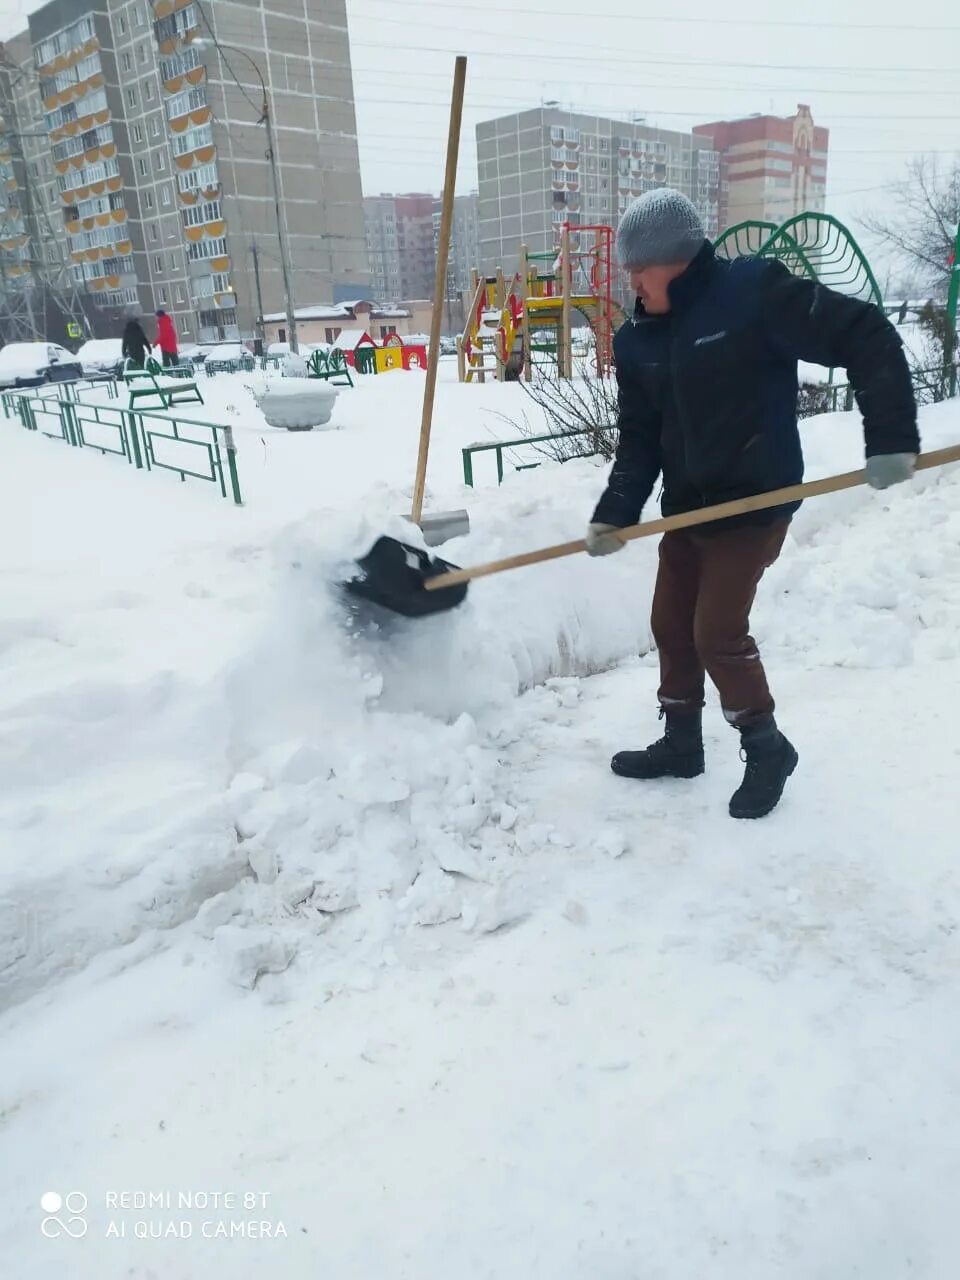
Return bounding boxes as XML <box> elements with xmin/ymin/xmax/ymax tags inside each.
<box><xmin>865</xmin><ymin>452</ymin><xmax>917</xmax><ymax>490</ymax></box>
<box><xmin>585</xmin><ymin>522</ymin><xmax>626</xmax><ymax>557</ymax></box>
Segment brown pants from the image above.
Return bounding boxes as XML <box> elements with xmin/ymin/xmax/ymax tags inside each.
<box><xmin>651</xmin><ymin>520</ymin><xmax>790</xmax><ymax>724</ymax></box>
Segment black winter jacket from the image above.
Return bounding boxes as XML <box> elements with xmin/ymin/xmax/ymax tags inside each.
<box><xmin>592</xmin><ymin>240</ymin><xmax>919</xmax><ymax>530</ymax></box>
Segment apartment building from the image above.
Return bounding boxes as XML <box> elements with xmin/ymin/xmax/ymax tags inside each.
<box><xmin>0</xmin><ymin>0</ymin><xmax>368</xmax><ymax>344</ymax></box>
<box><xmin>364</xmin><ymin>192</ymin><xmax>439</xmax><ymax>305</ymax></box>
<box><xmin>365</xmin><ymin>190</ymin><xmax>480</xmax><ymax>315</ymax></box>
<box><xmin>694</xmin><ymin>106</ymin><xmax>829</xmax><ymax>229</ymax></box>
<box><xmin>476</xmin><ymin>107</ymin><xmax>720</xmax><ymax>276</ymax></box>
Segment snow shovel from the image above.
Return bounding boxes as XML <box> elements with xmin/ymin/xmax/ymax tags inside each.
<box><xmin>345</xmin><ymin>444</ymin><xmax>960</xmax><ymax>618</ymax></box>
<box><xmin>407</xmin><ymin>54</ymin><xmax>470</xmax><ymax>548</ymax></box>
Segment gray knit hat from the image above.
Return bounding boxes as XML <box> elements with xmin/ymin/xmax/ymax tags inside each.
<box><xmin>616</xmin><ymin>188</ymin><xmax>706</xmax><ymax>268</ymax></box>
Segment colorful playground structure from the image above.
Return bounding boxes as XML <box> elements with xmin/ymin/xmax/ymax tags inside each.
<box><xmin>331</xmin><ymin>330</ymin><xmax>428</xmax><ymax>376</ymax></box>
<box><xmin>457</xmin><ymin>224</ymin><xmax>624</xmax><ymax>383</ymax></box>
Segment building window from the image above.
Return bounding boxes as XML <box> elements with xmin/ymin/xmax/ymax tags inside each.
<box><xmin>138</xmin><ymin>43</ymin><xmax>148</xmax><ymax>64</ymax></box>
<box><xmin>135</xmin><ymin>3</ymin><xmax>145</xmax><ymax>26</ymax></box>
<box><xmin>155</xmin><ymin>150</ymin><xmax>165</xmax><ymax>172</ymax></box>
<box><xmin>150</xmin><ymin>224</ymin><xmax>159</xmax><ymax>242</ymax></box>
<box><xmin>127</xmin><ymin>87</ymin><xmax>137</xmax><ymax>107</ymax></box>
<box><xmin>160</xmin><ymin>186</ymin><xmax>171</xmax><ymax>207</ymax></box>
<box><xmin>145</xmin><ymin>81</ymin><xmax>154</xmax><ymax>102</ymax></box>
<box><xmin>132</xmin><ymin>124</ymin><xmax>143</xmax><ymax>143</ymax></box>
<box><xmin>169</xmin><ymin>254</ymin><xmax>177</xmax><ymax>270</ymax></box>
<box><xmin>118</xmin><ymin>14</ymin><xmax>127</xmax><ymax>34</ymax></box>
<box><xmin>158</xmin><ymin>287</ymin><xmax>167</xmax><ymax>304</ymax></box>
<box><xmin>176</xmin><ymin>286</ymin><xmax>185</xmax><ymax>303</ymax></box>
<box><xmin>144</xmin><ymin>190</ymin><xmax>154</xmax><ymax>208</ymax></box>
<box><xmin>138</xmin><ymin>158</ymin><xmax>147</xmax><ymax>176</ymax></box>
<box><xmin>154</xmin><ymin>254</ymin><xmax>162</xmax><ymax>271</ymax></box>
<box><xmin>122</xmin><ymin>52</ymin><xmax>132</xmax><ymax>72</ymax></box>
<box><xmin>151</xmin><ymin>117</ymin><xmax>161</xmax><ymax>138</ymax></box>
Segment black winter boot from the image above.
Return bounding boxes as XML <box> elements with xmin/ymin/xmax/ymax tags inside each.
<box><xmin>611</xmin><ymin>705</ymin><xmax>705</xmax><ymax>780</ymax></box>
<box><xmin>728</xmin><ymin>716</ymin><xmax>798</xmax><ymax>819</ymax></box>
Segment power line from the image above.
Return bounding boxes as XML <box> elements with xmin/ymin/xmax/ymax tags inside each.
<box><xmin>357</xmin><ymin>0</ymin><xmax>960</xmax><ymax>34</ymax></box>
<box><xmin>351</xmin><ymin>16</ymin><xmax>958</xmax><ymax>76</ymax></box>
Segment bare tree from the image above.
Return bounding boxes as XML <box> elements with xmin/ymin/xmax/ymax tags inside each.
<box><xmin>491</xmin><ymin>368</ymin><xmax>620</xmax><ymax>466</ymax></box>
<box><xmin>862</xmin><ymin>155</ymin><xmax>960</xmax><ymax>292</ymax></box>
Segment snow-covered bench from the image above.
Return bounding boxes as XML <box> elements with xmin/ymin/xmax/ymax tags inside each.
<box><xmin>123</xmin><ymin>360</ymin><xmax>204</xmax><ymax>411</ymax></box>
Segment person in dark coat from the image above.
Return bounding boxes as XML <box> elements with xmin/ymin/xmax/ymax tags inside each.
<box><xmin>155</xmin><ymin>309</ymin><xmax>179</xmax><ymax>367</ymax></box>
<box><xmin>586</xmin><ymin>189</ymin><xmax>919</xmax><ymax>819</ymax></box>
<box><xmin>121</xmin><ymin>317</ymin><xmax>151</xmax><ymax>369</ymax></box>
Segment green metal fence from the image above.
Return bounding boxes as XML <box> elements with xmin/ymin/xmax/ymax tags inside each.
<box><xmin>4</xmin><ymin>388</ymin><xmax>242</xmax><ymax>505</ymax></box>
<box><xmin>463</xmin><ymin>363</ymin><xmax>959</xmax><ymax>487</ymax></box>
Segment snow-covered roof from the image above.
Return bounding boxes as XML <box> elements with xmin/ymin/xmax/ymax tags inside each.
<box><xmin>261</xmin><ymin>302</ymin><xmax>412</xmax><ymax>323</ymax></box>
<box><xmin>261</xmin><ymin>305</ymin><xmax>351</xmax><ymax>323</ymax></box>
<box><xmin>331</xmin><ymin>328</ymin><xmax>374</xmax><ymax>351</ymax></box>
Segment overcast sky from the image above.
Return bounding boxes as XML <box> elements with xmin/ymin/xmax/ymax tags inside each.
<box><xmin>2</xmin><ymin>0</ymin><xmax>956</xmax><ymax>280</ymax></box>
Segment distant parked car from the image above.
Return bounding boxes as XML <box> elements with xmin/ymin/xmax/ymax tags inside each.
<box><xmin>439</xmin><ymin>336</ymin><xmax>458</xmax><ymax>356</ymax></box>
<box><xmin>76</xmin><ymin>338</ymin><xmax>123</xmax><ymax>378</ymax></box>
<box><xmin>0</xmin><ymin>342</ymin><xmax>83</xmax><ymax>390</ymax></box>
<box><xmin>179</xmin><ymin>344</ymin><xmax>208</xmax><ymax>365</ymax></box>
<box><xmin>203</xmin><ymin>342</ymin><xmax>255</xmax><ymax>373</ymax></box>
<box><xmin>266</xmin><ymin>341</ymin><xmax>290</xmax><ymax>357</ymax></box>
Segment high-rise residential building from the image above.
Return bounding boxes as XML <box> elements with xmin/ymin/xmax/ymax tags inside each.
<box><xmin>365</xmin><ymin>190</ymin><xmax>480</xmax><ymax>320</ymax></box>
<box><xmin>444</xmin><ymin>192</ymin><xmax>479</xmax><ymax>300</ymax></box>
<box><xmin>364</xmin><ymin>192</ymin><xmax>437</xmax><ymax>304</ymax></box>
<box><xmin>0</xmin><ymin>0</ymin><xmax>368</xmax><ymax>345</ymax></box>
<box><xmin>476</xmin><ymin>107</ymin><xmax>720</xmax><ymax>276</ymax></box>
<box><xmin>693</xmin><ymin>106</ymin><xmax>828</xmax><ymax>230</ymax></box>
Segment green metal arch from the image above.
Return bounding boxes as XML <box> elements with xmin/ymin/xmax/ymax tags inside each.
<box><xmin>713</xmin><ymin>220</ymin><xmax>779</xmax><ymax>261</ymax></box>
<box><xmin>714</xmin><ymin>212</ymin><xmax>883</xmax><ymax>306</ymax></box>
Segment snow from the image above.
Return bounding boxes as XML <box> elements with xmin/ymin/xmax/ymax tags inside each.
<box><xmin>331</xmin><ymin>327</ymin><xmax>373</xmax><ymax>351</ymax></box>
<box><xmin>1</xmin><ymin>362</ymin><xmax>960</xmax><ymax>1276</ymax></box>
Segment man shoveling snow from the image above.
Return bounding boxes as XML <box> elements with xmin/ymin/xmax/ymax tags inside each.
<box><xmin>587</xmin><ymin>189</ymin><xmax>919</xmax><ymax>819</ymax></box>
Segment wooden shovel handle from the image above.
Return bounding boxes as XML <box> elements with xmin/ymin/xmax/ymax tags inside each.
<box><xmin>425</xmin><ymin>444</ymin><xmax>960</xmax><ymax>591</ymax></box>
<box><xmin>410</xmin><ymin>56</ymin><xmax>467</xmax><ymax>527</ymax></box>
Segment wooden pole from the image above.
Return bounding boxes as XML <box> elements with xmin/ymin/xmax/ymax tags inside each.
<box><xmin>494</xmin><ymin>267</ymin><xmax>505</xmax><ymax>380</ymax></box>
<box><xmin>424</xmin><ymin>444</ymin><xmax>960</xmax><ymax>591</ymax></box>
<box><xmin>410</xmin><ymin>55</ymin><xmax>466</xmax><ymax>526</ymax></box>
<box><xmin>561</xmin><ymin>223</ymin><xmax>572</xmax><ymax>378</ymax></box>
<box><xmin>520</xmin><ymin>243</ymin><xmax>531</xmax><ymax>382</ymax></box>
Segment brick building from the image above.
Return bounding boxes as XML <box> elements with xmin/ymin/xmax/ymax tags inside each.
<box><xmin>693</xmin><ymin>105</ymin><xmax>829</xmax><ymax>230</ymax></box>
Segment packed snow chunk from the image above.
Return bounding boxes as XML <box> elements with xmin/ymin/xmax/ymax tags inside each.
<box><xmin>593</xmin><ymin>827</ymin><xmax>629</xmax><ymax>859</ymax></box>
<box><xmin>461</xmin><ymin>878</ymin><xmax>531</xmax><ymax>934</ymax></box>
<box><xmin>397</xmin><ymin>866</ymin><xmax>463</xmax><ymax>928</ymax></box>
<box><xmin>255</xmin><ymin>740</ymin><xmax>332</xmax><ymax>787</ymax></box>
<box><xmin>194</xmin><ymin>890</ymin><xmax>244</xmax><ymax>940</ymax></box>
<box><xmin>215</xmin><ymin>924</ymin><xmax>297</xmax><ymax>989</ymax></box>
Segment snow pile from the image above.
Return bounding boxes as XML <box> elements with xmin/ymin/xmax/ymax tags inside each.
<box><xmin>1</xmin><ymin>366</ymin><xmax>958</xmax><ymax>1009</ymax></box>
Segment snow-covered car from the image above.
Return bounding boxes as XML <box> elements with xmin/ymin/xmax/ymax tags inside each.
<box><xmin>75</xmin><ymin>338</ymin><xmax>123</xmax><ymax>377</ymax></box>
<box><xmin>179</xmin><ymin>344</ymin><xmax>208</xmax><ymax>364</ymax></box>
<box><xmin>0</xmin><ymin>342</ymin><xmax>83</xmax><ymax>389</ymax></box>
<box><xmin>203</xmin><ymin>342</ymin><xmax>254</xmax><ymax>372</ymax></box>
<box><xmin>266</xmin><ymin>341</ymin><xmax>290</xmax><ymax>357</ymax></box>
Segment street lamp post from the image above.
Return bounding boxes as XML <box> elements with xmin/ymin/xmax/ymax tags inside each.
<box><xmin>196</xmin><ymin>40</ymin><xmax>298</xmax><ymax>352</ymax></box>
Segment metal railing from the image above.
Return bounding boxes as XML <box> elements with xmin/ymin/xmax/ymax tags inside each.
<box><xmin>463</xmin><ymin>428</ymin><xmax>594</xmax><ymax>486</ymax></box>
<box><xmin>4</xmin><ymin>388</ymin><xmax>242</xmax><ymax>505</ymax></box>
<box><xmin>463</xmin><ymin>363</ymin><xmax>959</xmax><ymax>487</ymax></box>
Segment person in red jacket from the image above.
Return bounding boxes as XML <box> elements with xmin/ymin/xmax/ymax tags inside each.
<box><xmin>155</xmin><ymin>309</ymin><xmax>178</xmax><ymax>367</ymax></box>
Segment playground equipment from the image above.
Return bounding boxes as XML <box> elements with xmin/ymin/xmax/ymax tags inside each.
<box><xmin>714</xmin><ymin>212</ymin><xmax>884</xmax><ymax>306</ymax></box>
<box><xmin>458</xmin><ymin>210</ymin><xmax>921</xmax><ymax>385</ymax></box>
<box><xmin>331</xmin><ymin>329</ymin><xmax>427</xmax><ymax>375</ymax></box>
<box><xmin>457</xmin><ymin>223</ymin><xmax>624</xmax><ymax>383</ymax></box>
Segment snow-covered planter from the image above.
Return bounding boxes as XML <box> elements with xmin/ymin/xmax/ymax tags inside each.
<box><xmin>253</xmin><ymin>381</ymin><xmax>338</xmax><ymax>431</ymax></box>
<box><xmin>281</xmin><ymin>352</ymin><xmax>309</xmax><ymax>379</ymax></box>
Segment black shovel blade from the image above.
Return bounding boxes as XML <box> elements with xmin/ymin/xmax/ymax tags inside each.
<box><xmin>344</xmin><ymin>536</ymin><xmax>468</xmax><ymax>618</ymax></box>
